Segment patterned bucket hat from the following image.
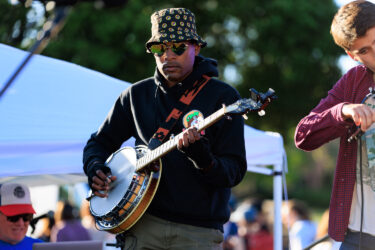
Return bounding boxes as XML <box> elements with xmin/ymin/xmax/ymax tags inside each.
<box><xmin>146</xmin><ymin>8</ymin><xmax>207</xmax><ymax>52</ymax></box>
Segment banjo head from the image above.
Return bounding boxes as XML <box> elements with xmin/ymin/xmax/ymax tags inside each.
<box><xmin>89</xmin><ymin>147</ymin><xmax>137</xmax><ymax>217</ymax></box>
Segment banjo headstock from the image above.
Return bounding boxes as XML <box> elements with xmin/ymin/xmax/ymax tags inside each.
<box><xmin>225</xmin><ymin>88</ymin><xmax>277</xmax><ymax>117</ymax></box>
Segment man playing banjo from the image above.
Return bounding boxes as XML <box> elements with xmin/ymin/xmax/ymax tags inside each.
<box><xmin>83</xmin><ymin>7</ymin><xmax>247</xmax><ymax>250</ymax></box>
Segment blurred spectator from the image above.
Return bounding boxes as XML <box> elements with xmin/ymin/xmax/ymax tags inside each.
<box><xmin>53</xmin><ymin>201</ymin><xmax>64</xmax><ymax>226</ymax></box>
<box><xmin>311</xmin><ymin>209</ymin><xmax>341</xmax><ymax>250</ymax></box>
<box><xmin>282</xmin><ymin>199</ymin><xmax>316</xmax><ymax>250</ymax></box>
<box><xmin>50</xmin><ymin>201</ymin><xmax>91</xmax><ymax>242</ymax></box>
<box><xmin>315</xmin><ymin>209</ymin><xmax>329</xmax><ymax>240</ymax></box>
<box><xmin>244</xmin><ymin>204</ymin><xmax>273</xmax><ymax>250</ymax></box>
<box><xmin>0</xmin><ymin>183</ymin><xmax>43</xmax><ymax>249</ymax></box>
<box><xmin>80</xmin><ymin>200</ymin><xmax>116</xmax><ymax>248</ymax></box>
<box><xmin>223</xmin><ymin>195</ymin><xmax>243</xmax><ymax>250</ymax></box>
<box><xmin>36</xmin><ymin>212</ymin><xmax>55</xmax><ymax>242</ymax></box>
<box><xmin>233</xmin><ymin>199</ymin><xmax>273</xmax><ymax>250</ymax></box>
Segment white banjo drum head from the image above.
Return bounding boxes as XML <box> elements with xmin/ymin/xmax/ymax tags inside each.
<box><xmin>89</xmin><ymin>147</ymin><xmax>137</xmax><ymax>217</ymax></box>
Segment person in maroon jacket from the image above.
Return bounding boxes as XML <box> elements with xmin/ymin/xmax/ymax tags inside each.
<box><xmin>295</xmin><ymin>1</ymin><xmax>375</xmax><ymax>249</ymax></box>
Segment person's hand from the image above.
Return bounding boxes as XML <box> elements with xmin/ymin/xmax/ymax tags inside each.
<box><xmin>177</xmin><ymin>127</ymin><xmax>202</xmax><ymax>149</ymax></box>
<box><xmin>87</xmin><ymin>162</ymin><xmax>117</xmax><ymax>198</ymax></box>
<box><xmin>177</xmin><ymin>127</ymin><xmax>214</xmax><ymax>171</ymax></box>
<box><xmin>342</xmin><ymin>103</ymin><xmax>375</xmax><ymax>131</ymax></box>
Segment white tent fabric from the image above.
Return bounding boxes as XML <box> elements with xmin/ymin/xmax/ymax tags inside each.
<box><xmin>0</xmin><ymin>43</ymin><xmax>134</xmax><ymax>185</ymax></box>
<box><xmin>0</xmin><ymin>43</ymin><xmax>285</xmax><ymax>184</ymax></box>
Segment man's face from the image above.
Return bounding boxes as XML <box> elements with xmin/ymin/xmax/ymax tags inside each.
<box><xmin>153</xmin><ymin>41</ymin><xmax>200</xmax><ymax>87</ymax></box>
<box><xmin>347</xmin><ymin>26</ymin><xmax>375</xmax><ymax>73</ymax></box>
<box><xmin>0</xmin><ymin>212</ymin><xmax>30</xmax><ymax>245</ymax></box>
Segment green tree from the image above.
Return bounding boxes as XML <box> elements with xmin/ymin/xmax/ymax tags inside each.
<box><xmin>1</xmin><ymin>0</ymin><xmax>342</xmax><ymax>137</ymax></box>
<box><xmin>0</xmin><ymin>1</ymin><xmax>31</xmax><ymax>46</ymax></box>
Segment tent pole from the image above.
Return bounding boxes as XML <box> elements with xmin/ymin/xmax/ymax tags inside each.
<box><xmin>273</xmin><ymin>164</ymin><xmax>283</xmax><ymax>250</ymax></box>
<box><xmin>246</xmin><ymin>164</ymin><xmax>284</xmax><ymax>250</ymax></box>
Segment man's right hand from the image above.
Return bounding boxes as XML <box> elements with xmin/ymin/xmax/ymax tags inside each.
<box><xmin>87</xmin><ymin>163</ymin><xmax>117</xmax><ymax>198</ymax></box>
<box><xmin>342</xmin><ymin>103</ymin><xmax>375</xmax><ymax>131</ymax></box>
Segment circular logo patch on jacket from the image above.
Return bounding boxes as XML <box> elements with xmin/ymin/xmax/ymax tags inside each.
<box><xmin>183</xmin><ymin>110</ymin><xmax>204</xmax><ymax>128</ymax></box>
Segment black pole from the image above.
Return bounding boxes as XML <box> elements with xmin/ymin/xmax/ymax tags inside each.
<box><xmin>0</xmin><ymin>6</ymin><xmax>70</xmax><ymax>100</ymax></box>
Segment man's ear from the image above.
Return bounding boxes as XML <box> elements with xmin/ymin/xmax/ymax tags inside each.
<box><xmin>195</xmin><ymin>45</ymin><xmax>201</xmax><ymax>56</ymax></box>
<box><xmin>346</xmin><ymin>50</ymin><xmax>357</xmax><ymax>61</ymax></box>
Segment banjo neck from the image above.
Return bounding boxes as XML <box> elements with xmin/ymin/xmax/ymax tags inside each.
<box><xmin>135</xmin><ymin>88</ymin><xmax>277</xmax><ymax>172</ymax></box>
<box><xmin>135</xmin><ymin>107</ymin><xmax>226</xmax><ymax>171</ymax></box>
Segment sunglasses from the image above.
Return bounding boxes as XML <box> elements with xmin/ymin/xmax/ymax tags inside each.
<box><xmin>6</xmin><ymin>213</ymin><xmax>33</xmax><ymax>223</ymax></box>
<box><xmin>149</xmin><ymin>42</ymin><xmax>189</xmax><ymax>57</ymax></box>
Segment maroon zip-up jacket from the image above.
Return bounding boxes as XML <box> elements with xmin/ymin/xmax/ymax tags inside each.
<box><xmin>295</xmin><ymin>65</ymin><xmax>374</xmax><ymax>241</ymax></box>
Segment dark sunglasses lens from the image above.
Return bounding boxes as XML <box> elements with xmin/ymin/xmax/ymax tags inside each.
<box><xmin>150</xmin><ymin>44</ymin><xmax>165</xmax><ymax>56</ymax></box>
<box><xmin>7</xmin><ymin>214</ymin><xmax>33</xmax><ymax>222</ymax></box>
<box><xmin>24</xmin><ymin>214</ymin><xmax>33</xmax><ymax>221</ymax></box>
<box><xmin>7</xmin><ymin>215</ymin><xmax>20</xmax><ymax>222</ymax></box>
<box><xmin>172</xmin><ymin>43</ymin><xmax>187</xmax><ymax>56</ymax></box>
<box><xmin>150</xmin><ymin>43</ymin><xmax>187</xmax><ymax>56</ymax></box>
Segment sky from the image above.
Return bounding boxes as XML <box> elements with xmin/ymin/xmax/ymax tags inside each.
<box><xmin>336</xmin><ymin>0</ymin><xmax>375</xmax><ymax>5</ymax></box>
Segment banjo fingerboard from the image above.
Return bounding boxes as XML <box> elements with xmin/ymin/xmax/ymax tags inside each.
<box><xmin>135</xmin><ymin>107</ymin><xmax>226</xmax><ymax>171</ymax></box>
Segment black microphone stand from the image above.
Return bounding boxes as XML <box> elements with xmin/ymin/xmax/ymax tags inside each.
<box><xmin>302</xmin><ymin>234</ymin><xmax>330</xmax><ymax>250</ymax></box>
<box><xmin>0</xmin><ymin>5</ymin><xmax>71</xmax><ymax>100</ymax></box>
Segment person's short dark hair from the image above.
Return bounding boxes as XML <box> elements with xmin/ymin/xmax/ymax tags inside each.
<box><xmin>331</xmin><ymin>0</ymin><xmax>375</xmax><ymax>50</ymax></box>
<box><xmin>61</xmin><ymin>202</ymin><xmax>76</xmax><ymax>221</ymax></box>
<box><xmin>289</xmin><ymin>200</ymin><xmax>310</xmax><ymax>221</ymax></box>
<box><xmin>244</xmin><ymin>206</ymin><xmax>258</xmax><ymax>223</ymax></box>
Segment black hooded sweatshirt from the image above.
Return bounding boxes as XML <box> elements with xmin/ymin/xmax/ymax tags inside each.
<box><xmin>83</xmin><ymin>55</ymin><xmax>247</xmax><ymax>231</ymax></box>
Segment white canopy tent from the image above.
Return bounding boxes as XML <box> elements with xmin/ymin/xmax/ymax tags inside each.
<box><xmin>0</xmin><ymin>43</ymin><xmax>286</xmax><ymax>250</ymax></box>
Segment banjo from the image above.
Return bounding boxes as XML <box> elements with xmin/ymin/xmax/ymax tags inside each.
<box><xmin>89</xmin><ymin>88</ymin><xmax>277</xmax><ymax>234</ymax></box>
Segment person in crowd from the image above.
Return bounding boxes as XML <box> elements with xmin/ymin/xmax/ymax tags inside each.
<box><xmin>241</xmin><ymin>202</ymin><xmax>273</xmax><ymax>250</ymax></box>
<box><xmin>223</xmin><ymin>195</ymin><xmax>242</xmax><ymax>250</ymax></box>
<box><xmin>83</xmin><ymin>7</ymin><xmax>247</xmax><ymax>249</ymax></box>
<box><xmin>80</xmin><ymin>200</ymin><xmax>116</xmax><ymax>249</ymax></box>
<box><xmin>0</xmin><ymin>183</ymin><xmax>43</xmax><ymax>249</ymax></box>
<box><xmin>295</xmin><ymin>1</ymin><xmax>375</xmax><ymax>249</ymax></box>
<box><xmin>315</xmin><ymin>209</ymin><xmax>329</xmax><ymax>241</ymax></box>
<box><xmin>281</xmin><ymin>200</ymin><xmax>316</xmax><ymax>250</ymax></box>
<box><xmin>311</xmin><ymin>209</ymin><xmax>342</xmax><ymax>250</ymax></box>
<box><xmin>50</xmin><ymin>201</ymin><xmax>91</xmax><ymax>242</ymax></box>
<box><xmin>36</xmin><ymin>213</ymin><xmax>55</xmax><ymax>242</ymax></box>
